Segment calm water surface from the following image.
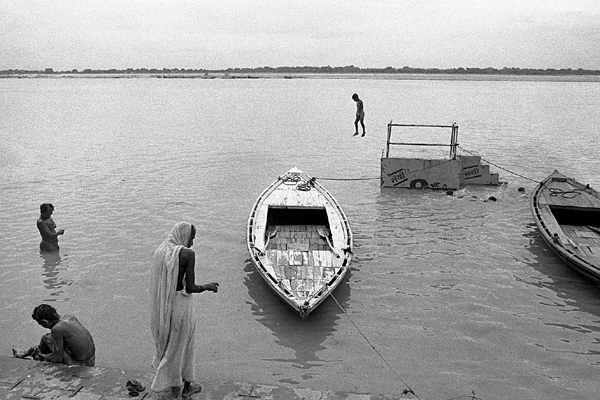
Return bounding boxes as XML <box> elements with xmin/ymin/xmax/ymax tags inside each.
<box><xmin>1</xmin><ymin>76</ymin><xmax>599</xmax><ymax>400</ymax></box>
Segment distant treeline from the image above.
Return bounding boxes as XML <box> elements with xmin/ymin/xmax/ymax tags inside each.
<box><xmin>1</xmin><ymin>65</ymin><xmax>599</xmax><ymax>76</ymax></box>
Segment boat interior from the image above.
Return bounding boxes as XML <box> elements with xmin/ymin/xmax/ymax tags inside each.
<box><xmin>550</xmin><ymin>205</ymin><xmax>600</xmax><ymax>256</ymax></box>
<box><xmin>266</xmin><ymin>206</ymin><xmax>329</xmax><ymax>226</ymax></box>
<box><xmin>261</xmin><ymin>206</ymin><xmax>341</xmax><ymax>298</ymax></box>
<box><xmin>550</xmin><ymin>205</ymin><xmax>600</xmax><ymax>226</ymax></box>
<box><xmin>264</xmin><ymin>206</ymin><xmax>333</xmax><ymax>254</ymax></box>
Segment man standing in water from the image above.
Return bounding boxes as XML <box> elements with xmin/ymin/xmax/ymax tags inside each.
<box><xmin>37</xmin><ymin>203</ymin><xmax>64</xmax><ymax>251</ymax></box>
<box><xmin>13</xmin><ymin>304</ymin><xmax>96</xmax><ymax>366</ymax></box>
<box><xmin>352</xmin><ymin>93</ymin><xmax>365</xmax><ymax>137</ymax></box>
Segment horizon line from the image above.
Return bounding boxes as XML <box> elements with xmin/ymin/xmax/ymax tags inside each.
<box><xmin>2</xmin><ymin>65</ymin><xmax>600</xmax><ymax>76</ymax></box>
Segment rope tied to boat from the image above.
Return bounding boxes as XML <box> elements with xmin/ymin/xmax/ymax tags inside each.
<box><xmin>296</xmin><ymin>177</ymin><xmax>315</xmax><ymax>191</ymax></box>
<box><xmin>279</xmin><ymin>174</ymin><xmax>317</xmax><ymax>192</ymax></box>
<box><xmin>282</xmin><ymin>174</ymin><xmax>303</xmax><ymax>185</ymax></box>
<box><xmin>318</xmin><ymin>147</ymin><xmax>536</xmax><ymax>184</ymax></box>
<box><xmin>330</xmin><ymin>293</ymin><xmax>420</xmax><ymax>399</ymax></box>
<box><xmin>317</xmin><ymin>160</ymin><xmax>457</xmax><ymax>182</ymax></box>
<box><xmin>316</xmin><ymin>176</ymin><xmax>380</xmax><ymax>181</ymax></box>
<box><xmin>331</xmin><ymin>293</ymin><xmax>485</xmax><ymax>399</ymax></box>
<box><xmin>548</xmin><ymin>187</ymin><xmax>582</xmax><ymax>198</ymax></box>
<box><xmin>457</xmin><ymin>146</ymin><xmax>539</xmax><ymax>183</ymax></box>
<box><xmin>281</xmin><ymin>174</ymin><xmax>315</xmax><ymax>191</ymax></box>
<box><xmin>316</xmin><ymin>146</ymin><xmax>585</xmax><ymax>191</ymax></box>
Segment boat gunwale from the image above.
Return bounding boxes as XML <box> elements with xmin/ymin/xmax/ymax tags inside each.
<box><xmin>530</xmin><ymin>170</ymin><xmax>600</xmax><ymax>284</ymax></box>
<box><xmin>246</xmin><ymin>168</ymin><xmax>353</xmax><ymax>317</ymax></box>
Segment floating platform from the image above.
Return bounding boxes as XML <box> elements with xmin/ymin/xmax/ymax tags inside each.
<box><xmin>381</xmin><ymin>122</ymin><xmax>500</xmax><ymax>190</ymax></box>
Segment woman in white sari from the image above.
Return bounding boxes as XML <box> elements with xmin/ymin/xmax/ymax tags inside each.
<box><xmin>150</xmin><ymin>221</ymin><xmax>219</xmax><ymax>398</ymax></box>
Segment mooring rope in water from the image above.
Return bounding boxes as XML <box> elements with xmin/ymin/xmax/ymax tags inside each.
<box><xmin>331</xmin><ymin>293</ymin><xmax>486</xmax><ymax>400</ymax></box>
<box><xmin>317</xmin><ymin>160</ymin><xmax>456</xmax><ymax>182</ymax></box>
<box><xmin>457</xmin><ymin>146</ymin><xmax>539</xmax><ymax>183</ymax></box>
<box><xmin>317</xmin><ymin>146</ymin><xmax>543</xmax><ymax>190</ymax></box>
<box><xmin>316</xmin><ymin>176</ymin><xmax>380</xmax><ymax>181</ymax></box>
<box><xmin>330</xmin><ymin>293</ymin><xmax>420</xmax><ymax>399</ymax></box>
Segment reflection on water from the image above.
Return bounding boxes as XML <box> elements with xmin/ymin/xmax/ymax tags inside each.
<box><xmin>522</xmin><ymin>225</ymin><xmax>600</xmax><ymax>316</ymax></box>
<box><xmin>39</xmin><ymin>251</ymin><xmax>73</xmax><ymax>301</ymax></box>
<box><xmin>2</xmin><ymin>78</ymin><xmax>600</xmax><ymax>399</ymax></box>
<box><xmin>520</xmin><ymin>225</ymin><xmax>600</xmax><ymax>361</ymax></box>
<box><xmin>243</xmin><ymin>261</ymin><xmax>351</xmax><ymax>383</ymax></box>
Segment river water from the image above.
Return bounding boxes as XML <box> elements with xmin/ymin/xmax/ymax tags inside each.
<box><xmin>1</xmin><ymin>75</ymin><xmax>599</xmax><ymax>400</ymax></box>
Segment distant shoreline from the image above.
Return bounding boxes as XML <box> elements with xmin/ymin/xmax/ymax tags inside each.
<box><xmin>2</xmin><ymin>66</ymin><xmax>600</xmax><ymax>77</ymax></box>
<box><xmin>2</xmin><ymin>72</ymin><xmax>599</xmax><ymax>83</ymax></box>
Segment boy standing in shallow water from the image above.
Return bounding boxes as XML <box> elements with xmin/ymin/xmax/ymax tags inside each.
<box><xmin>352</xmin><ymin>93</ymin><xmax>365</xmax><ymax>137</ymax></box>
<box><xmin>13</xmin><ymin>304</ymin><xmax>96</xmax><ymax>366</ymax></box>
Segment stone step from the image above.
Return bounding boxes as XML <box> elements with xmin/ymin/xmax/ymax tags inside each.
<box><xmin>0</xmin><ymin>356</ymin><xmax>402</xmax><ymax>400</ymax></box>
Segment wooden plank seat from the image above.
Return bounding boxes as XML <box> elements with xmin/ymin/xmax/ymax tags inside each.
<box><xmin>263</xmin><ymin>225</ymin><xmax>337</xmax><ymax>299</ymax></box>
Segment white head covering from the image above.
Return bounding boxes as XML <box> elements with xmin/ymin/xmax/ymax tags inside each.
<box><xmin>149</xmin><ymin>221</ymin><xmax>193</xmax><ymax>367</ymax></box>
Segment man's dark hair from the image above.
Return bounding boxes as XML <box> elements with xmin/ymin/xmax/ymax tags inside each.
<box><xmin>32</xmin><ymin>304</ymin><xmax>59</xmax><ymax>323</ymax></box>
<box><xmin>40</xmin><ymin>203</ymin><xmax>54</xmax><ymax>214</ymax></box>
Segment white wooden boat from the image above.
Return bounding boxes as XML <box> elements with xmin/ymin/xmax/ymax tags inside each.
<box><xmin>530</xmin><ymin>170</ymin><xmax>600</xmax><ymax>285</ymax></box>
<box><xmin>247</xmin><ymin>168</ymin><xmax>353</xmax><ymax>318</ymax></box>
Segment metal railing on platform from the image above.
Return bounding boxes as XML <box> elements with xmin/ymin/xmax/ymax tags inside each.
<box><xmin>384</xmin><ymin>122</ymin><xmax>459</xmax><ymax>160</ymax></box>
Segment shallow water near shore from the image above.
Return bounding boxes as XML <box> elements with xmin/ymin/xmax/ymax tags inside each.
<box><xmin>1</xmin><ymin>76</ymin><xmax>599</xmax><ymax>400</ymax></box>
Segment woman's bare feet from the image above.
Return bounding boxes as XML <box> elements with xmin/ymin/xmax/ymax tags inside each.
<box><xmin>182</xmin><ymin>381</ymin><xmax>202</xmax><ymax>398</ymax></box>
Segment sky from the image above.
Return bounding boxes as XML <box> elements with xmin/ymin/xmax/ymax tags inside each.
<box><xmin>2</xmin><ymin>0</ymin><xmax>599</xmax><ymax>71</ymax></box>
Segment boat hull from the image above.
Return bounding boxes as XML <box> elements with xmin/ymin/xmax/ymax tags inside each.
<box><xmin>530</xmin><ymin>170</ymin><xmax>600</xmax><ymax>286</ymax></box>
<box><xmin>247</xmin><ymin>168</ymin><xmax>353</xmax><ymax>318</ymax></box>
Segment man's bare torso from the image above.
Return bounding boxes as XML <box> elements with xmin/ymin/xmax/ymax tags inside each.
<box><xmin>53</xmin><ymin>315</ymin><xmax>95</xmax><ymax>362</ymax></box>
